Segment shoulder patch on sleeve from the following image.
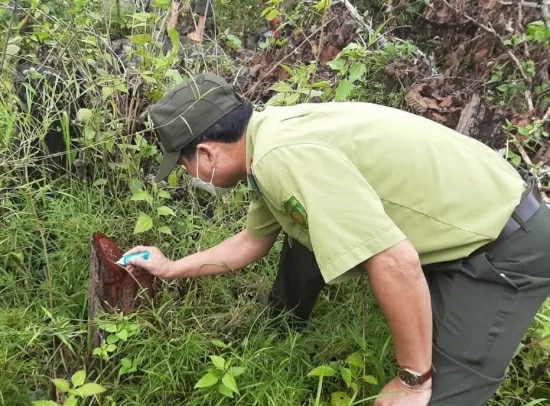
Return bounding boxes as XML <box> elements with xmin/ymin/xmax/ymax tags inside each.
<box><xmin>283</xmin><ymin>194</ymin><xmax>308</xmax><ymax>229</ymax></box>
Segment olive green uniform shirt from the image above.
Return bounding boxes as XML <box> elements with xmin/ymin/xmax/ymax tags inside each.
<box><xmin>245</xmin><ymin>102</ymin><xmax>526</xmax><ymax>284</ymax></box>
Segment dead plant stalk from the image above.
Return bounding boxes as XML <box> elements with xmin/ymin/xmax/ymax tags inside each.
<box><xmin>441</xmin><ymin>0</ymin><xmax>534</xmax><ymax>111</ymax></box>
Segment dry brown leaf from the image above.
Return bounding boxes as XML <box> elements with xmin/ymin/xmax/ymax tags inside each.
<box><xmin>431</xmin><ymin>112</ymin><xmax>448</xmax><ymax>123</ymax></box>
<box><xmin>440</xmin><ymin>95</ymin><xmax>453</xmax><ymax>108</ymax></box>
<box><xmin>424</xmin><ymin>97</ymin><xmax>441</xmax><ymax>110</ymax></box>
<box><xmin>474</xmin><ymin>48</ymin><xmax>490</xmax><ymax>63</ymax></box>
<box><xmin>405</xmin><ymin>86</ymin><xmax>428</xmax><ymax>113</ymax></box>
<box><xmin>481</xmin><ymin>0</ymin><xmax>498</xmax><ymax>9</ymax></box>
<box><xmin>249</xmin><ymin>64</ymin><xmax>262</xmax><ymax>78</ymax></box>
<box><xmin>320</xmin><ymin>44</ymin><xmax>339</xmax><ymax>65</ymax></box>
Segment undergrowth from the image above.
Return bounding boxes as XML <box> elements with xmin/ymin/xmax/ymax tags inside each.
<box><xmin>1</xmin><ymin>0</ymin><xmax>549</xmax><ymax>405</ymax></box>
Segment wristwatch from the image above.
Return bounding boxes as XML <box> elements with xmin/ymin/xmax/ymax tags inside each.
<box><xmin>397</xmin><ymin>366</ymin><xmax>433</xmax><ymax>389</ymax></box>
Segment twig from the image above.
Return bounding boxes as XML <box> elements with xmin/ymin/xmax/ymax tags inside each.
<box><xmin>441</xmin><ymin>0</ymin><xmax>534</xmax><ymax>111</ymax></box>
<box><xmin>517</xmin><ymin>0</ymin><xmax>530</xmax><ymax>59</ymax></box>
<box><xmin>243</xmin><ymin>16</ymin><xmax>338</xmax><ymax>99</ymax></box>
<box><xmin>543</xmin><ymin>107</ymin><xmax>550</xmax><ymax>120</ymax></box>
<box><xmin>0</xmin><ymin>0</ymin><xmax>18</xmax><ymax>72</ymax></box>
<box><xmin>506</xmin><ymin>131</ymin><xmax>550</xmax><ymax>201</ymax></box>
<box><xmin>542</xmin><ymin>0</ymin><xmax>550</xmax><ymax>28</ymax></box>
<box><xmin>522</xmin><ymin>333</ymin><xmax>550</xmax><ymax>349</ymax></box>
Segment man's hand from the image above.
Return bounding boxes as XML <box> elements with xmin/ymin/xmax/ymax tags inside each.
<box><xmin>374</xmin><ymin>377</ymin><xmax>432</xmax><ymax>406</ymax></box>
<box><xmin>124</xmin><ymin>246</ymin><xmax>174</xmax><ymax>279</ymax></box>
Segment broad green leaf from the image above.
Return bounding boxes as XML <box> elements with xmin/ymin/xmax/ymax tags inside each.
<box><xmin>71</xmin><ymin>370</ymin><xmax>86</xmax><ymax>388</ymax></box>
<box><xmin>70</xmin><ymin>382</ymin><xmax>106</xmax><ymax>397</ymax></box>
<box><xmin>157</xmin><ymin>206</ymin><xmax>175</xmax><ymax>216</ymax></box>
<box><xmin>211</xmin><ymin>339</ymin><xmax>229</xmax><ymax>349</ymax></box>
<box><xmin>308</xmin><ymin>365</ymin><xmax>337</xmax><ymax>377</ymax></box>
<box><xmin>121</xmin><ymin>358</ymin><xmax>132</xmax><ymax>369</ymax></box>
<box><xmin>76</xmin><ymin>108</ymin><xmax>93</xmax><ymax>123</ymax></box>
<box><xmin>102</xmin><ymin>87</ymin><xmax>114</xmax><ymax>100</ymax></box>
<box><xmin>335</xmin><ymin>79</ymin><xmax>353</xmax><ymax>102</ymax></box>
<box><xmin>364</xmin><ymin>375</ymin><xmax>378</xmax><ymax>385</ymax></box>
<box><xmin>131</xmin><ymin>12</ymin><xmax>153</xmax><ymax>21</ymax></box>
<box><xmin>52</xmin><ymin>378</ymin><xmax>70</xmax><ymax>392</ymax></box>
<box><xmin>106</xmin><ymin>344</ymin><xmax>117</xmax><ymax>352</ymax></box>
<box><xmin>6</xmin><ymin>44</ymin><xmax>20</xmax><ymax>56</ymax></box>
<box><xmin>64</xmin><ymin>397</ymin><xmax>78</xmax><ymax>406</ymax></box>
<box><xmin>194</xmin><ymin>372</ymin><xmax>218</xmax><ymax>388</ymax></box>
<box><xmin>158</xmin><ymin>226</ymin><xmax>172</xmax><ymax>235</ymax></box>
<box><xmin>168</xmin><ymin>28</ymin><xmax>180</xmax><ymax>54</ymax></box>
<box><xmin>312</xmin><ymin>80</ymin><xmax>330</xmax><ymax>88</ymax></box>
<box><xmin>158</xmin><ymin>190</ymin><xmax>171</xmax><ymax>199</ymax></box>
<box><xmin>130</xmin><ymin>190</ymin><xmax>153</xmax><ymax>205</ymax></box>
<box><xmin>327</xmin><ymin>58</ymin><xmax>345</xmax><ymax>71</ymax></box>
<box><xmin>115</xmin><ymin>83</ymin><xmax>128</xmax><ymax>93</ymax></box>
<box><xmin>31</xmin><ymin>401</ymin><xmax>57</xmax><ymax>406</ymax></box>
<box><xmin>340</xmin><ymin>367</ymin><xmax>352</xmax><ymax>388</ymax></box>
<box><xmin>117</xmin><ymin>329</ymin><xmax>128</xmax><ymax>341</ymax></box>
<box><xmin>496</xmin><ymin>84</ymin><xmax>509</xmax><ymax>93</ymax></box>
<box><xmin>153</xmin><ymin>0</ymin><xmax>170</xmax><ymax>7</ymax></box>
<box><xmin>134</xmin><ymin>212</ymin><xmax>153</xmax><ymax>234</ymax></box>
<box><xmin>266</xmin><ymin>8</ymin><xmax>279</xmax><ymax>20</ymax></box>
<box><xmin>269</xmin><ymin>82</ymin><xmax>293</xmax><ymax>93</ymax></box>
<box><xmin>103</xmin><ymin>323</ymin><xmax>117</xmax><ymax>333</ymax></box>
<box><xmin>128</xmin><ymin>34</ymin><xmax>153</xmax><ymax>45</ymax></box>
<box><xmin>165</xmin><ymin>69</ymin><xmax>184</xmax><ymax>85</ymax></box>
<box><xmin>348</xmin><ymin>62</ymin><xmax>367</xmax><ymax>82</ymax></box>
<box><xmin>106</xmin><ymin>334</ymin><xmax>119</xmax><ymax>344</ymax></box>
<box><xmin>167</xmin><ymin>170</ymin><xmax>179</xmax><ymax>187</ymax></box>
<box><xmin>222</xmin><ymin>373</ymin><xmax>239</xmax><ymax>394</ymax></box>
<box><xmin>347</xmin><ymin>352</ymin><xmax>363</xmax><ymax>368</ymax></box>
<box><xmin>210</xmin><ymin>355</ymin><xmax>226</xmax><ymax>370</ymax></box>
<box><xmin>229</xmin><ymin>367</ymin><xmax>246</xmax><ymax>377</ymax></box>
<box><xmin>331</xmin><ymin>391</ymin><xmax>352</xmax><ymax>406</ymax></box>
<box><xmin>218</xmin><ymin>383</ymin><xmax>234</xmax><ymax>398</ymax></box>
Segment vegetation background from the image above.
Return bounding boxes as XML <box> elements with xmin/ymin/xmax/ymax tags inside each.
<box><xmin>1</xmin><ymin>0</ymin><xmax>550</xmax><ymax>405</ymax></box>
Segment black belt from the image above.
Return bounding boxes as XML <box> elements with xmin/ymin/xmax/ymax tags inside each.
<box><xmin>473</xmin><ymin>178</ymin><xmax>542</xmax><ymax>255</ymax></box>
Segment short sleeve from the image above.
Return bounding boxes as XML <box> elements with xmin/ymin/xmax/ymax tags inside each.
<box><xmin>254</xmin><ymin>143</ymin><xmax>407</xmax><ymax>283</ymax></box>
<box><xmin>246</xmin><ymin>197</ymin><xmax>282</xmax><ymax>238</ymax></box>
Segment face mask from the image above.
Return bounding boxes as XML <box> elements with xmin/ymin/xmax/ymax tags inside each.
<box><xmin>191</xmin><ymin>153</ymin><xmax>234</xmax><ymax>197</ymax></box>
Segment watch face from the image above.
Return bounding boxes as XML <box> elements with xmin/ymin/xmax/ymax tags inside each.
<box><xmin>398</xmin><ymin>369</ymin><xmax>419</xmax><ymax>387</ymax></box>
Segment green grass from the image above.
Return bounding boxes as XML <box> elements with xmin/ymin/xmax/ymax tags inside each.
<box><xmin>0</xmin><ymin>181</ymin><xmax>396</xmax><ymax>406</ymax></box>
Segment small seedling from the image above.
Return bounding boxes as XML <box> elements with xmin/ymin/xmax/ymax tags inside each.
<box><xmin>194</xmin><ymin>342</ymin><xmax>247</xmax><ymax>400</ymax></box>
<box><xmin>32</xmin><ymin>370</ymin><xmax>106</xmax><ymax>406</ymax></box>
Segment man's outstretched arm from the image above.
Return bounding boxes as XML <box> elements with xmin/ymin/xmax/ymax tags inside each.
<box><xmin>125</xmin><ymin>229</ymin><xmax>278</xmax><ymax>279</ymax></box>
<box><xmin>366</xmin><ymin>239</ymin><xmax>433</xmax><ymax>405</ymax></box>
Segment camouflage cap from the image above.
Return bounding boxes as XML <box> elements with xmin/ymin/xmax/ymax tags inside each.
<box><xmin>148</xmin><ymin>72</ymin><xmax>243</xmax><ymax>182</ymax></box>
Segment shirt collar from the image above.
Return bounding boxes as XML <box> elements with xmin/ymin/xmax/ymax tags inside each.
<box><xmin>245</xmin><ymin>110</ymin><xmax>261</xmax><ymax>172</ymax></box>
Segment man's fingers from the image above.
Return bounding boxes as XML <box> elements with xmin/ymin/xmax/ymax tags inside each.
<box><xmin>123</xmin><ymin>245</ymin><xmax>151</xmax><ymax>256</ymax></box>
<box><xmin>128</xmin><ymin>257</ymin><xmax>148</xmax><ymax>268</ymax></box>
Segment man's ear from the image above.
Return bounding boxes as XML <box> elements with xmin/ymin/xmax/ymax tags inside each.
<box><xmin>196</xmin><ymin>143</ymin><xmax>216</xmax><ymax>164</ymax></box>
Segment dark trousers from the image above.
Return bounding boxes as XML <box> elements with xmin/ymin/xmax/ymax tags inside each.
<box><xmin>191</xmin><ymin>0</ymin><xmax>213</xmax><ymax>17</ymax></box>
<box><xmin>268</xmin><ymin>207</ymin><xmax>550</xmax><ymax>405</ymax></box>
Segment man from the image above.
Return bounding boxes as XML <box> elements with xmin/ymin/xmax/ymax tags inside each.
<box><xmin>125</xmin><ymin>72</ymin><xmax>550</xmax><ymax>405</ymax></box>
<box><xmin>170</xmin><ymin>0</ymin><xmax>212</xmax><ymax>43</ymax></box>
<box><xmin>187</xmin><ymin>0</ymin><xmax>212</xmax><ymax>43</ymax></box>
